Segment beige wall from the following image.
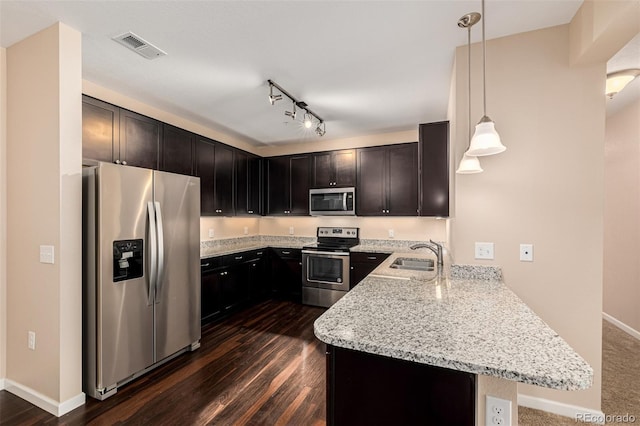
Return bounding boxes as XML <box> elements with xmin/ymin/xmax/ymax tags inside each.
<box><xmin>604</xmin><ymin>96</ymin><xmax>640</xmax><ymax>333</ymax></box>
<box><xmin>6</xmin><ymin>22</ymin><xmax>83</xmax><ymax>408</ymax></box>
<box><xmin>1</xmin><ymin>46</ymin><xmax>7</xmax><ymax>381</ymax></box>
<box><xmin>451</xmin><ymin>24</ymin><xmax>604</xmax><ymax>411</ymax></box>
<box><xmin>570</xmin><ymin>0</ymin><xmax>640</xmax><ymax>66</ymax></box>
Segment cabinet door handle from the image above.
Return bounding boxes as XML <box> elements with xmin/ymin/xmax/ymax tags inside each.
<box><xmin>367</xmin><ymin>256</ymin><xmax>378</xmax><ymax>260</ymax></box>
<box><xmin>235</xmin><ymin>256</ymin><xmax>243</xmax><ymax>260</ymax></box>
<box><xmin>201</xmin><ymin>263</ymin><xmax>210</xmax><ymax>267</ymax></box>
<box><xmin>281</xmin><ymin>251</ymin><xmax>291</xmax><ymax>255</ymax></box>
<box><xmin>256</xmin><ymin>252</ymin><xmax>263</xmax><ymax>255</ymax></box>
<box><xmin>248</xmin><ymin>210</ymin><xmax>253</xmax><ymax>214</ymax></box>
<box><xmin>350</xmin><ymin>266</ymin><xmax>354</xmax><ymax>270</ymax></box>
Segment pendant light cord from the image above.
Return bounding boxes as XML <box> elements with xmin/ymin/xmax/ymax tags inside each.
<box><xmin>482</xmin><ymin>0</ymin><xmax>487</xmax><ymax>117</ymax></box>
<box><xmin>468</xmin><ymin>26</ymin><xmax>472</xmax><ymax>143</ymax></box>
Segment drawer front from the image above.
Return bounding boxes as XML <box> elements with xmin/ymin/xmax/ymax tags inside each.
<box><xmin>201</xmin><ymin>256</ymin><xmax>224</xmax><ymax>272</ymax></box>
<box><xmin>272</xmin><ymin>248</ymin><xmax>301</xmax><ymax>259</ymax></box>
<box><xmin>350</xmin><ymin>252</ymin><xmax>390</xmax><ymax>264</ymax></box>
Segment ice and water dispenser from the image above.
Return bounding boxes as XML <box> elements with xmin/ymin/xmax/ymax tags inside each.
<box><xmin>113</xmin><ymin>239</ymin><xmax>143</xmax><ymax>282</ymax></box>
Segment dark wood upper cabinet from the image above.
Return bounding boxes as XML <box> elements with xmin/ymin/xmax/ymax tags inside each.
<box><xmin>419</xmin><ymin>121</ymin><xmax>450</xmax><ymax>217</ymax></box>
<box><xmin>356</xmin><ymin>143</ymin><xmax>418</xmax><ymax>216</ymax></box>
<box><xmin>266</xmin><ymin>156</ymin><xmax>290</xmax><ymax>216</ymax></box>
<box><xmin>213</xmin><ymin>143</ymin><xmax>235</xmax><ymax>216</ymax></box>
<box><xmin>195</xmin><ymin>138</ymin><xmax>216</xmax><ymax>216</ymax></box>
<box><xmin>82</xmin><ymin>96</ymin><xmax>119</xmax><ymax>164</ymax></box>
<box><xmin>387</xmin><ymin>143</ymin><xmax>418</xmax><ymax>216</ymax></box>
<box><xmin>289</xmin><ymin>155</ymin><xmax>311</xmax><ymax>215</ymax></box>
<box><xmin>82</xmin><ymin>95</ymin><xmax>161</xmax><ymax>169</ymax></box>
<box><xmin>195</xmin><ymin>137</ymin><xmax>235</xmax><ymax>216</ymax></box>
<box><xmin>266</xmin><ymin>154</ymin><xmax>310</xmax><ymax>216</ymax></box>
<box><xmin>161</xmin><ymin>124</ymin><xmax>194</xmax><ymax>175</ymax></box>
<box><xmin>118</xmin><ymin>109</ymin><xmax>161</xmax><ymax>170</ymax></box>
<box><xmin>356</xmin><ymin>147</ymin><xmax>386</xmax><ymax>216</ymax></box>
<box><xmin>311</xmin><ymin>149</ymin><xmax>356</xmax><ymax>188</ymax></box>
<box><xmin>236</xmin><ymin>151</ymin><xmax>262</xmax><ymax>215</ymax></box>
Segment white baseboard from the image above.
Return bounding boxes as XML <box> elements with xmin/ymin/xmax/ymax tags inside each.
<box><xmin>0</xmin><ymin>378</ymin><xmax>5</xmax><ymax>390</ymax></box>
<box><xmin>518</xmin><ymin>394</ymin><xmax>605</xmax><ymax>424</ymax></box>
<box><xmin>603</xmin><ymin>312</ymin><xmax>640</xmax><ymax>340</ymax></box>
<box><xmin>4</xmin><ymin>379</ymin><xmax>85</xmax><ymax>417</ymax></box>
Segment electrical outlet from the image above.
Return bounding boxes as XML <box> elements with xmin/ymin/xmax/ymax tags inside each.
<box><xmin>520</xmin><ymin>244</ymin><xmax>533</xmax><ymax>261</ymax></box>
<box><xmin>208</xmin><ymin>229</ymin><xmax>215</xmax><ymax>238</ymax></box>
<box><xmin>28</xmin><ymin>331</ymin><xmax>36</xmax><ymax>350</ymax></box>
<box><xmin>243</xmin><ymin>226</ymin><xmax>248</xmax><ymax>235</ymax></box>
<box><xmin>486</xmin><ymin>395</ymin><xmax>511</xmax><ymax>426</ymax></box>
<box><xmin>289</xmin><ymin>226</ymin><xmax>294</xmax><ymax>235</ymax></box>
<box><xmin>475</xmin><ymin>242</ymin><xmax>494</xmax><ymax>260</ymax></box>
<box><xmin>388</xmin><ymin>229</ymin><xmax>394</xmax><ymax>238</ymax></box>
<box><xmin>39</xmin><ymin>245</ymin><xmax>54</xmax><ymax>264</ymax></box>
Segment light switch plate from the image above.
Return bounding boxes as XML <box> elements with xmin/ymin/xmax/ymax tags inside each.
<box><xmin>475</xmin><ymin>242</ymin><xmax>494</xmax><ymax>260</ymax></box>
<box><xmin>39</xmin><ymin>245</ymin><xmax>54</xmax><ymax>264</ymax></box>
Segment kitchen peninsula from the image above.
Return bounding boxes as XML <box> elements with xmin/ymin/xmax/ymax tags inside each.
<box><xmin>314</xmin><ymin>252</ymin><xmax>593</xmax><ymax>425</ymax></box>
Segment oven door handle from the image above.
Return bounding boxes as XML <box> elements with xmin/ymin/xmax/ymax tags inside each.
<box><xmin>302</xmin><ymin>250</ymin><xmax>350</xmax><ymax>257</ymax></box>
<box><xmin>343</xmin><ymin>193</ymin><xmax>347</xmax><ymax>211</ymax></box>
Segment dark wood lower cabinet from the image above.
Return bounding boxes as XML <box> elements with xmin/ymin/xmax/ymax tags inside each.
<box><xmin>269</xmin><ymin>248</ymin><xmax>302</xmax><ymax>302</ymax></box>
<box><xmin>201</xmin><ymin>249</ymin><xmax>268</xmax><ymax>324</ymax></box>
<box><xmin>326</xmin><ymin>345</ymin><xmax>476</xmax><ymax>426</ymax></box>
<box><xmin>349</xmin><ymin>251</ymin><xmax>389</xmax><ymax>288</ymax></box>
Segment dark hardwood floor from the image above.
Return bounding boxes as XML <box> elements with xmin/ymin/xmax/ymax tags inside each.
<box><xmin>0</xmin><ymin>300</ymin><xmax>327</xmax><ymax>426</ymax></box>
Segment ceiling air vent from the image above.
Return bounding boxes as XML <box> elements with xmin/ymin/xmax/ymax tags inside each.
<box><xmin>112</xmin><ymin>32</ymin><xmax>167</xmax><ymax>60</ymax></box>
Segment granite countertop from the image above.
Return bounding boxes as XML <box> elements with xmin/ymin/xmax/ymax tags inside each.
<box><xmin>200</xmin><ymin>236</ymin><xmax>438</xmax><ymax>259</ymax></box>
<box><xmin>313</xmin><ymin>254</ymin><xmax>593</xmax><ymax>391</ymax></box>
<box><xmin>200</xmin><ymin>235</ymin><xmax>315</xmax><ymax>258</ymax></box>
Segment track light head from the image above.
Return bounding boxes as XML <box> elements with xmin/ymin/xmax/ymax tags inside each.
<box><xmin>315</xmin><ymin>122</ymin><xmax>326</xmax><ymax>137</ymax></box>
<box><xmin>303</xmin><ymin>113</ymin><xmax>313</xmax><ymax>129</ymax></box>
<box><xmin>284</xmin><ymin>102</ymin><xmax>297</xmax><ymax>120</ymax></box>
<box><xmin>268</xmin><ymin>83</ymin><xmax>282</xmax><ymax>105</ymax></box>
<box><xmin>269</xmin><ymin>94</ymin><xmax>282</xmax><ymax>105</ymax></box>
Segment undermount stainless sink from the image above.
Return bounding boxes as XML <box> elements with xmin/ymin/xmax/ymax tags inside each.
<box><xmin>389</xmin><ymin>257</ymin><xmax>435</xmax><ymax>271</ymax></box>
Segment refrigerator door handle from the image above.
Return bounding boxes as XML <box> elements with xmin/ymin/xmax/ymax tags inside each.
<box><xmin>147</xmin><ymin>201</ymin><xmax>158</xmax><ymax>306</ymax></box>
<box><xmin>154</xmin><ymin>201</ymin><xmax>166</xmax><ymax>304</ymax></box>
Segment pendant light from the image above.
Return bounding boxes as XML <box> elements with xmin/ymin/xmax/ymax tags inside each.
<box><xmin>466</xmin><ymin>0</ymin><xmax>506</xmax><ymax>157</ymax></box>
<box><xmin>456</xmin><ymin>12</ymin><xmax>483</xmax><ymax>174</ymax></box>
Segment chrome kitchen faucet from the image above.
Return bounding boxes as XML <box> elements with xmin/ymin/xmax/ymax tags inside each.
<box><xmin>410</xmin><ymin>240</ymin><xmax>444</xmax><ymax>270</ymax></box>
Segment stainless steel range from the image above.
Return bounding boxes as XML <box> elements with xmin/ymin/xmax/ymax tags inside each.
<box><xmin>302</xmin><ymin>227</ymin><xmax>360</xmax><ymax>308</ymax></box>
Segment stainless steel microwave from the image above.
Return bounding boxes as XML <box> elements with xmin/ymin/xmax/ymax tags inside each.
<box><xmin>309</xmin><ymin>187</ymin><xmax>355</xmax><ymax>216</ymax></box>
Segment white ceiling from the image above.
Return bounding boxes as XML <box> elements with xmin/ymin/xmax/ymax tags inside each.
<box><xmin>0</xmin><ymin>1</ymin><xmax>589</xmax><ymax>147</ymax></box>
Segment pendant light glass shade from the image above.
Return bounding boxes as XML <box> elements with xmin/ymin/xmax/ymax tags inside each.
<box><xmin>456</xmin><ymin>153</ymin><xmax>483</xmax><ymax>174</ymax></box>
<box><xmin>467</xmin><ymin>116</ymin><xmax>506</xmax><ymax>156</ymax></box>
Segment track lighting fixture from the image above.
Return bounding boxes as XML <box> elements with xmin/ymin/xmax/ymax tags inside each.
<box><xmin>267</xmin><ymin>79</ymin><xmax>326</xmax><ymax>136</ymax></box>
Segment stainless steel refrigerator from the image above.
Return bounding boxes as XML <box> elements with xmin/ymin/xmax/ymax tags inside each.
<box><xmin>82</xmin><ymin>162</ymin><xmax>201</xmax><ymax>400</ymax></box>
